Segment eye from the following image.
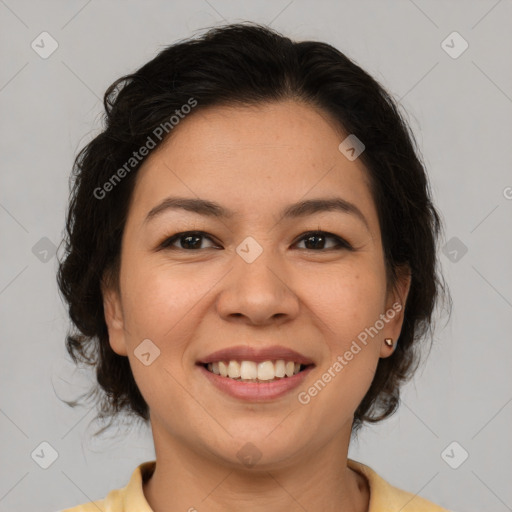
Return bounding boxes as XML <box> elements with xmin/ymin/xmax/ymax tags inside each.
<box><xmin>158</xmin><ymin>230</ymin><xmax>352</xmax><ymax>252</ymax></box>
<box><xmin>158</xmin><ymin>231</ymin><xmax>219</xmax><ymax>251</ymax></box>
<box><xmin>293</xmin><ymin>231</ymin><xmax>352</xmax><ymax>251</ymax></box>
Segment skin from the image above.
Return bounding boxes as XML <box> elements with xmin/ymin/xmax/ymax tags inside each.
<box><xmin>102</xmin><ymin>100</ymin><xmax>411</xmax><ymax>512</ymax></box>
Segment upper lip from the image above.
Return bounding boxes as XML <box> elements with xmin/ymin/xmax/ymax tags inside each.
<box><xmin>197</xmin><ymin>345</ymin><xmax>315</xmax><ymax>366</ymax></box>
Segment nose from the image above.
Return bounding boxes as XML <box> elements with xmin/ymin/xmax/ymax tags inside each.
<box><xmin>215</xmin><ymin>249</ymin><xmax>300</xmax><ymax>327</ymax></box>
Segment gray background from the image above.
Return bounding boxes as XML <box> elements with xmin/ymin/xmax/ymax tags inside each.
<box><xmin>1</xmin><ymin>1</ymin><xmax>511</xmax><ymax>511</ymax></box>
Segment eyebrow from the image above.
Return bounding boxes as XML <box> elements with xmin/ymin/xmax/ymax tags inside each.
<box><xmin>144</xmin><ymin>196</ymin><xmax>370</xmax><ymax>230</ymax></box>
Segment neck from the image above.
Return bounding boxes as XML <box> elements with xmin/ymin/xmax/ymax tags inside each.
<box><xmin>143</xmin><ymin>419</ymin><xmax>369</xmax><ymax>512</ymax></box>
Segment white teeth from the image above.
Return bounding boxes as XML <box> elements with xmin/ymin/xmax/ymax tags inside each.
<box><xmin>274</xmin><ymin>360</ymin><xmax>286</xmax><ymax>377</ymax></box>
<box><xmin>285</xmin><ymin>361</ymin><xmax>295</xmax><ymax>377</ymax></box>
<box><xmin>240</xmin><ymin>361</ymin><xmax>258</xmax><ymax>380</ymax></box>
<box><xmin>227</xmin><ymin>361</ymin><xmax>241</xmax><ymax>378</ymax></box>
<box><xmin>257</xmin><ymin>361</ymin><xmax>275</xmax><ymax>381</ymax></box>
<box><xmin>205</xmin><ymin>359</ymin><xmax>305</xmax><ymax>381</ymax></box>
<box><xmin>218</xmin><ymin>361</ymin><xmax>228</xmax><ymax>377</ymax></box>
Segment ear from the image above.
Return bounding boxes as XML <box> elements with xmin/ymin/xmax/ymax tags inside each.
<box><xmin>380</xmin><ymin>264</ymin><xmax>412</xmax><ymax>358</ymax></box>
<box><xmin>101</xmin><ymin>275</ymin><xmax>128</xmax><ymax>356</ymax></box>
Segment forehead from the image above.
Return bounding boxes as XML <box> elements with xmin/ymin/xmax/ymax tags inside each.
<box><xmin>128</xmin><ymin>100</ymin><xmax>377</xmax><ymax>231</ymax></box>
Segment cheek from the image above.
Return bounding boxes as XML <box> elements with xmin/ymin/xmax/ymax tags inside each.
<box><xmin>298</xmin><ymin>271</ymin><xmax>383</xmax><ymax>420</ymax></box>
<box><xmin>300</xmin><ymin>263</ymin><xmax>386</xmax><ymax>337</ymax></box>
<box><xmin>120</xmin><ymin>258</ymin><xmax>216</xmax><ymax>341</ymax></box>
<box><xmin>119</xmin><ymin>261</ymin><xmax>203</xmax><ymax>411</ymax></box>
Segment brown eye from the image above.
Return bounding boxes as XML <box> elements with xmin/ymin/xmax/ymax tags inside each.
<box><xmin>294</xmin><ymin>231</ymin><xmax>352</xmax><ymax>251</ymax></box>
<box><xmin>159</xmin><ymin>231</ymin><xmax>218</xmax><ymax>250</ymax></box>
<box><xmin>158</xmin><ymin>230</ymin><xmax>352</xmax><ymax>252</ymax></box>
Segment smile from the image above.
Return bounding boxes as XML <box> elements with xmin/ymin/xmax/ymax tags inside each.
<box><xmin>203</xmin><ymin>359</ymin><xmax>309</xmax><ymax>382</ymax></box>
<box><xmin>198</xmin><ymin>361</ymin><xmax>315</xmax><ymax>401</ymax></box>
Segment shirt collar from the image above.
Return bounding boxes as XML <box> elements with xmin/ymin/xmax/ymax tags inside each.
<box><xmin>123</xmin><ymin>460</ymin><xmax>155</xmax><ymax>512</ymax></box>
<box><xmin>124</xmin><ymin>458</ymin><xmax>419</xmax><ymax>512</ymax></box>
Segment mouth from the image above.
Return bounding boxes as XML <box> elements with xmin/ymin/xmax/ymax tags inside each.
<box><xmin>198</xmin><ymin>360</ymin><xmax>315</xmax><ymax>383</ymax></box>
<box><xmin>196</xmin><ymin>344</ymin><xmax>315</xmax><ymax>383</ymax></box>
<box><xmin>196</xmin><ymin>345</ymin><xmax>316</xmax><ymax>400</ymax></box>
<box><xmin>197</xmin><ymin>360</ymin><xmax>315</xmax><ymax>401</ymax></box>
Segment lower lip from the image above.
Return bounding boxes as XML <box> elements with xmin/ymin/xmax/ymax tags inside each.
<box><xmin>197</xmin><ymin>364</ymin><xmax>314</xmax><ymax>401</ymax></box>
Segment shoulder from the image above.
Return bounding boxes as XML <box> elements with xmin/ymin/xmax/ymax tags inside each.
<box><xmin>58</xmin><ymin>500</ymin><xmax>106</xmax><ymax>512</ymax></box>
<box><xmin>59</xmin><ymin>490</ymin><xmax>122</xmax><ymax>512</ymax></box>
<box><xmin>347</xmin><ymin>458</ymin><xmax>454</xmax><ymax>511</ymax></box>
<box><xmin>59</xmin><ymin>461</ymin><xmax>156</xmax><ymax>512</ymax></box>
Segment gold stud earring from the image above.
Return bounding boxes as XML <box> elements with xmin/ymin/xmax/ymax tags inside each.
<box><xmin>384</xmin><ymin>338</ymin><xmax>394</xmax><ymax>348</ymax></box>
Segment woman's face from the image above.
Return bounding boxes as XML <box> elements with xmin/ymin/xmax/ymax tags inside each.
<box><xmin>103</xmin><ymin>100</ymin><xmax>410</xmax><ymax>468</ymax></box>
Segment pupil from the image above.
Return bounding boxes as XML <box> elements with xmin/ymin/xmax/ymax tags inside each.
<box><xmin>182</xmin><ymin>235</ymin><xmax>201</xmax><ymax>249</ymax></box>
<box><xmin>305</xmin><ymin>234</ymin><xmax>324</xmax><ymax>249</ymax></box>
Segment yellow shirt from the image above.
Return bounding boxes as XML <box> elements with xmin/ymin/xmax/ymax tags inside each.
<box><xmin>60</xmin><ymin>458</ymin><xmax>451</xmax><ymax>511</ymax></box>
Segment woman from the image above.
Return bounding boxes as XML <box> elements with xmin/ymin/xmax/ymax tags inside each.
<box><xmin>57</xmin><ymin>22</ymin><xmax>452</xmax><ymax>512</ymax></box>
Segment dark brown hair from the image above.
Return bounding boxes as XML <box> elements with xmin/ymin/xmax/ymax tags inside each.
<box><xmin>56</xmin><ymin>21</ymin><xmax>451</xmax><ymax>437</ymax></box>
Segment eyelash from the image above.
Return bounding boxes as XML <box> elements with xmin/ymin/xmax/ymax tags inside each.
<box><xmin>158</xmin><ymin>230</ymin><xmax>353</xmax><ymax>252</ymax></box>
